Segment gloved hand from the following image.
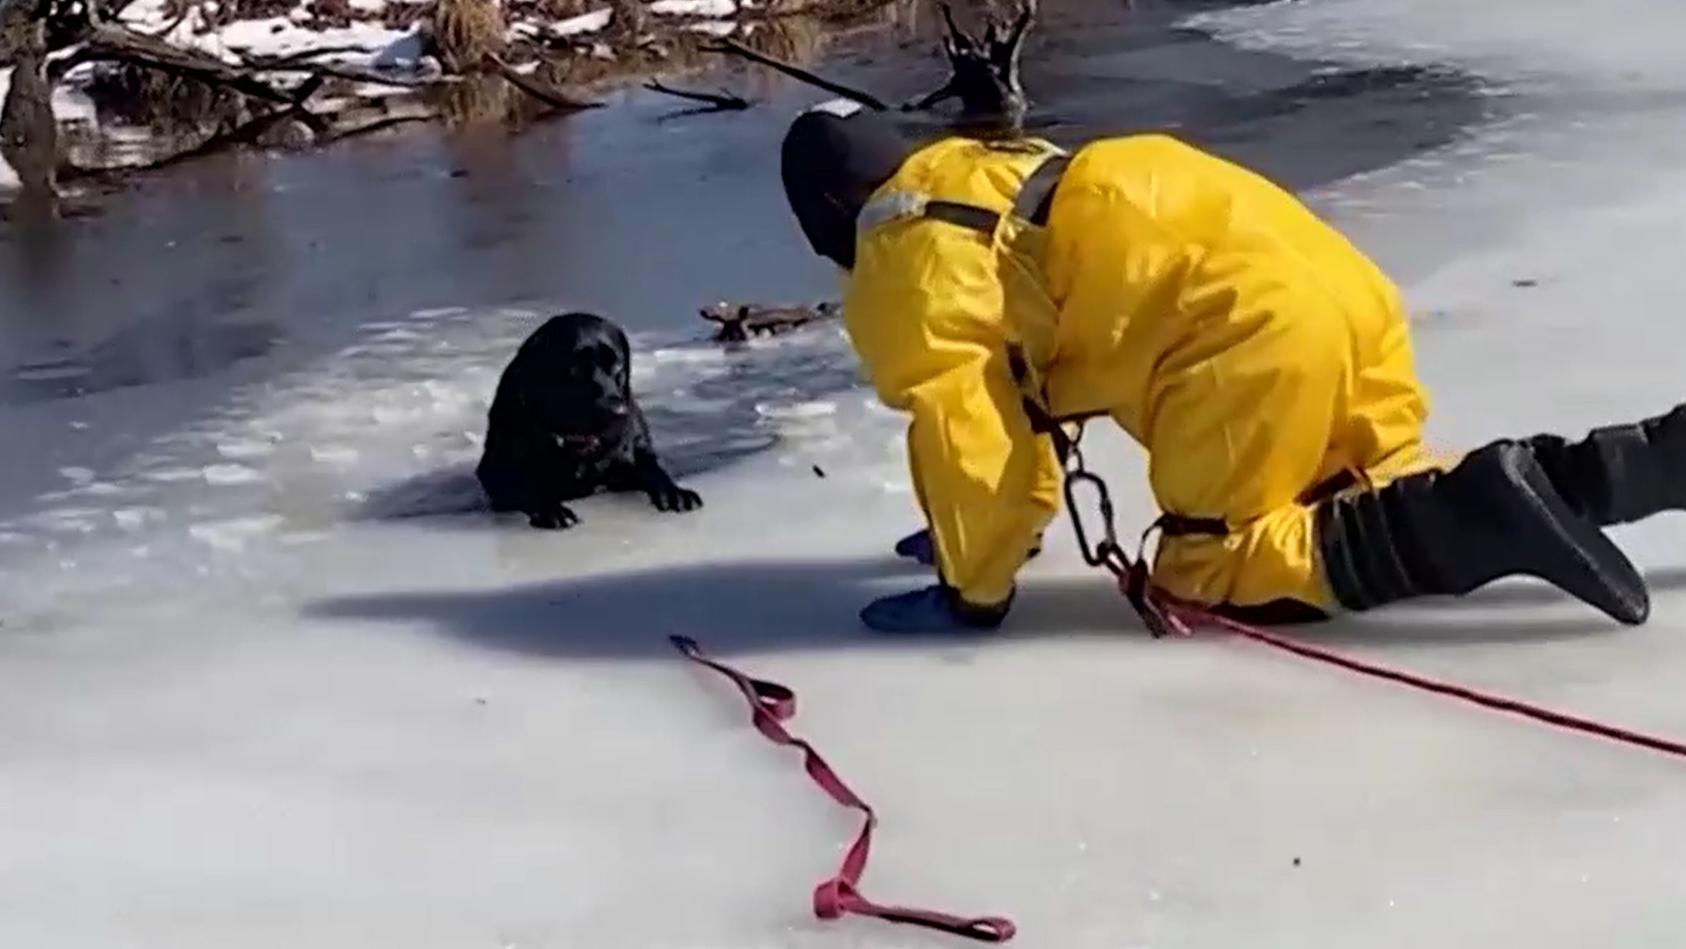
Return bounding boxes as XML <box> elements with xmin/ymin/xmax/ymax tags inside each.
<box><xmin>860</xmin><ymin>584</ymin><xmax>1012</xmax><ymax>633</ymax></box>
<box><xmin>893</xmin><ymin>528</ymin><xmax>937</xmax><ymax>565</ymax></box>
<box><xmin>892</xmin><ymin>528</ymin><xmax>1044</xmax><ymax>566</ymax></box>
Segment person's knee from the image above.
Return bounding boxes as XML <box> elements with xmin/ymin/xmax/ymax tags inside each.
<box><xmin>1152</xmin><ymin>505</ymin><xmax>1334</xmax><ymax>611</ymax></box>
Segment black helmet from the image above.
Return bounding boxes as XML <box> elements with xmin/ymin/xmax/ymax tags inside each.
<box><xmin>780</xmin><ymin>100</ymin><xmax>917</xmax><ymax>270</ymax></box>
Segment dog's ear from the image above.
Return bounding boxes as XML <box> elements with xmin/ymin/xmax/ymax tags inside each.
<box><xmin>615</xmin><ymin>332</ymin><xmax>633</xmax><ymax>385</ymax></box>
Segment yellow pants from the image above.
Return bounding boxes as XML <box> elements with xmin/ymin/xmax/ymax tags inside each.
<box><xmin>1144</xmin><ymin>290</ymin><xmax>1442</xmax><ymax>611</ymax></box>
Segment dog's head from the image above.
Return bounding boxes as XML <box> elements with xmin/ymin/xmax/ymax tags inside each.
<box><xmin>511</xmin><ymin>312</ymin><xmax>635</xmax><ymax>451</ymax></box>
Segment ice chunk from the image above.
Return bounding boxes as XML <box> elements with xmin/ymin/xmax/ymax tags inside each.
<box><xmin>188</xmin><ymin>514</ymin><xmax>285</xmax><ymax>550</ymax></box>
<box><xmin>203</xmin><ymin>464</ymin><xmax>263</xmax><ymax>486</ymax></box>
<box><xmin>309</xmin><ymin>446</ymin><xmax>360</xmax><ymax>466</ymax></box>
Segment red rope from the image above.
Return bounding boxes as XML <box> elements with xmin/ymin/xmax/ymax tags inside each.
<box><xmin>670</xmin><ymin>587</ymin><xmax>1685</xmax><ymax>944</ymax></box>
<box><xmin>669</xmin><ymin>636</ymin><xmax>1017</xmax><ymax>943</ymax></box>
<box><xmin>1164</xmin><ymin>603</ymin><xmax>1686</xmax><ymax>759</ymax></box>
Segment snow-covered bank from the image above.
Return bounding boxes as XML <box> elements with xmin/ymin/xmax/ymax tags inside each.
<box><xmin>6</xmin><ymin>0</ymin><xmax>1686</xmax><ymax>946</ymax></box>
<box><xmin>0</xmin><ymin>0</ymin><xmax>771</xmax><ymax>189</ymax></box>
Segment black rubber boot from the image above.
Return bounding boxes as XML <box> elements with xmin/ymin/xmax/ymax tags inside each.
<box><xmin>1523</xmin><ymin>403</ymin><xmax>1686</xmax><ymax>526</ymax></box>
<box><xmin>1316</xmin><ymin>441</ymin><xmax>1650</xmax><ymax>625</ymax></box>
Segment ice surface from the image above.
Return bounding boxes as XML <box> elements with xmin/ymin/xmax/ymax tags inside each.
<box><xmin>6</xmin><ymin>0</ymin><xmax>1686</xmax><ymax>945</ymax></box>
<box><xmin>1189</xmin><ymin>0</ymin><xmax>1686</xmax><ymax>92</ymax></box>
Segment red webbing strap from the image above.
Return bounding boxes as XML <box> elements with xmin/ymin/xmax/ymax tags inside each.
<box><xmin>1155</xmin><ymin>600</ymin><xmax>1686</xmax><ymax>761</ymax></box>
<box><xmin>669</xmin><ymin>636</ymin><xmax>1017</xmax><ymax>942</ymax></box>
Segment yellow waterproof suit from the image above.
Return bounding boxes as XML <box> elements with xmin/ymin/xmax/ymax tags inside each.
<box><xmin>844</xmin><ymin>133</ymin><xmax>1438</xmax><ymax>611</ymax></box>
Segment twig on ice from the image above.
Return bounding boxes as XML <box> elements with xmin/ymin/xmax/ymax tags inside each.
<box><xmin>643</xmin><ymin>78</ymin><xmax>750</xmax><ymax>111</ymax></box>
<box><xmin>701</xmin><ymin>36</ymin><xmax>886</xmax><ymax>110</ymax></box>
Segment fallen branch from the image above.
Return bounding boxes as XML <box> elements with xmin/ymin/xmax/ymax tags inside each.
<box><xmin>61</xmin><ymin>73</ymin><xmax>327</xmax><ymax>180</ymax></box>
<box><xmin>82</xmin><ymin>21</ymin><xmax>296</xmax><ymax>103</ymax></box>
<box><xmin>742</xmin><ymin>0</ymin><xmax>902</xmax><ymax>21</ymax></box>
<box><xmin>322</xmin><ymin>111</ymin><xmax>436</xmax><ymax>144</ymax></box>
<box><xmin>702</xmin><ymin>36</ymin><xmax>886</xmax><ymax>111</ymax></box>
<box><xmin>643</xmin><ymin>78</ymin><xmax>750</xmax><ymax>111</ymax></box>
<box><xmin>249</xmin><ymin>55</ymin><xmax>447</xmax><ymax>89</ymax></box>
<box><xmin>904</xmin><ymin>1</ymin><xmax>1032</xmax><ymax>125</ymax></box>
<box><xmin>487</xmin><ymin>54</ymin><xmax>602</xmax><ymax>111</ymax></box>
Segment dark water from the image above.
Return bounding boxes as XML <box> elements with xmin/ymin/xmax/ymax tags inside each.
<box><xmin>0</xmin><ymin>0</ymin><xmax>1495</xmax><ymax>509</ymax></box>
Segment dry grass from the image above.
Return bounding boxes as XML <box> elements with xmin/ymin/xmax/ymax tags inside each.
<box><xmin>83</xmin><ymin>63</ymin><xmax>246</xmax><ymax>134</ymax></box>
<box><xmin>301</xmin><ymin>0</ymin><xmax>354</xmax><ymax>28</ymax></box>
<box><xmin>431</xmin><ymin>0</ymin><xmax>507</xmax><ymax>72</ymax></box>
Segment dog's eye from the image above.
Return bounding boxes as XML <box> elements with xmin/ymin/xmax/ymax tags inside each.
<box><xmin>596</xmin><ymin>347</ymin><xmax>620</xmax><ymax>371</ymax></box>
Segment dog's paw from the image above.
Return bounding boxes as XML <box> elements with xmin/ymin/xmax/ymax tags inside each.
<box><xmin>528</xmin><ymin>505</ymin><xmax>581</xmax><ymax>529</ymax></box>
<box><xmin>649</xmin><ymin>485</ymin><xmax>703</xmax><ymax>513</ymax></box>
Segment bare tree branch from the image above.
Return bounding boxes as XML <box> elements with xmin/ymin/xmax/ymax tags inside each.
<box><xmin>701</xmin><ymin>36</ymin><xmax>886</xmax><ymax>111</ymax></box>
<box><xmin>322</xmin><ymin>111</ymin><xmax>434</xmax><ymax>144</ymax></box>
<box><xmin>44</xmin><ymin>42</ymin><xmax>93</xmax><ymax>82</ymax></box>
<box><xmin>61</xmin><ymin>72</ymin><xmax>326</xmax><ymax>180</ymax></box>
<box><xmin>253</xmin><ymin>56</ymin><xmax>445</xmax><ymax>89</ymax></box>
<box><xmin>643</xmin><ymin>78</ymin><xmax>750</xmax><ymax>111</ymax></box>
<box><xmin>81</xmin><ymin>21</ymin><xmax>296</xmax><ymax>102</ymax></box>
<box><xmin>487</xmin><ymin>54</ymin><xmax>602</xmax><ymax>111</ymax></box>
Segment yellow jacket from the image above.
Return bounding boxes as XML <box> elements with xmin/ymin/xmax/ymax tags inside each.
<box><xmin>844</xmin><ymin>133</ymin><xmax>1432</xmax><ymax>609</ymax></box>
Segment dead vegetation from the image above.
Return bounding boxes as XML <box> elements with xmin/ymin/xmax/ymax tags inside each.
<box><xmin>429</xmin><ymin>0</ymin><xmax>505</xmax><ymax>72</ymax></box>
<box><xmin>3</xmin><ymin>0</ymin><xmax>1035</xmax><ymax>216</ymax></box>
<box><xmin>84</xmin><ymin>63</ymin><xmax>245</xmax><ymax>132</ymax></box>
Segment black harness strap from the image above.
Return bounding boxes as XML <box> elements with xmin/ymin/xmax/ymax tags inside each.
<box><xmin>1016</xmin><ymin>154</ymin><xmax>1068</xmax><ymax>226</ymax></box>
<box><xmin>922</xmin><ymin>201</ymin><xmax>1003</xmax><ymax>234</ymax></box>
<box><xmin>1156</xmin><ymin>470</ymin><xmax>1363</xmax><ymax>538</ymax></box>
<box><xmin>1156</xmin><ymin>513</ymin><xmax>1229</xmax><ymax>537</ymax></box>
<box><xmin>920</xmin><ymin>153</ymin><xmax>1070</xmax><ymax>237</ymax></box>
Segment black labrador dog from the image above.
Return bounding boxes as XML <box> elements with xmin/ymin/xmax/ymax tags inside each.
<box><xmin>476</xmin><ymin>312</ymin><xmax>701</xmax><ymax>529</ymax></box>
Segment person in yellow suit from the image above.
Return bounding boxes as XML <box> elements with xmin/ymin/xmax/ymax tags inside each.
<box><xmin>781</xmin><ymin>100</ymin><xmax>1676</xmax><ymax>633</ymax></box>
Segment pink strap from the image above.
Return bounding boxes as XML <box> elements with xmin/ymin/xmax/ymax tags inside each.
<box><xmin>670</xmin><ymin>636</ymin><xmax>1017</xmax><ymax>943</ymax></box>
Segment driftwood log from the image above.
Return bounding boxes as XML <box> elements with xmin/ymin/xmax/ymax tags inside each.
<box><xmin>699</xmin><ymin>300</ymin><xmax>841</xmax><ymax>342</ymax></box>
<box><xmin>904</xmin><ymin>1</ymin><xmax>1032</xmax><ymax>127</ymax></box>
<box><xmin>702</xmin><ymin>0</ymin><xmax>1036</xmax><ymax>130</ymax></box>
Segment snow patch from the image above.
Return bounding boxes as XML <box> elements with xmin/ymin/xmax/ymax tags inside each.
<box><xmin>0</xmin><ymin>70</ymin><xmax>15</xmax><ymax>190</ymax></box>
<box><xmin>681</xmin><ymin>20</ymin><xmax>738</xmax><ymax>36</ymax></box>
<box><xmin>546</xmin><ymin>7</ymin><xmax>614</xmax><ymax>37</ymax></box>
<box><xmin>370</xmin><ymin>28</ymin><xmax>430</xmax><ymax>70</ymax></box>
<box><xmin>649</xmin><ymin>0</ymin><xmax>735</xmax><ymax>15</ymax></box>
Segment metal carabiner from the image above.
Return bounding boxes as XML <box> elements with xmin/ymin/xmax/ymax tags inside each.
<box><xmin>1062</xmin><ymin>467</ymin><xmax>1120</xmax><ymax>570</ymax></box>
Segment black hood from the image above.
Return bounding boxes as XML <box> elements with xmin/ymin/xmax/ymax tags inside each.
<box><xmin>780</xmin><ymin>104</ymin><xmax>917</xmax><ymax>270</ymax></box>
